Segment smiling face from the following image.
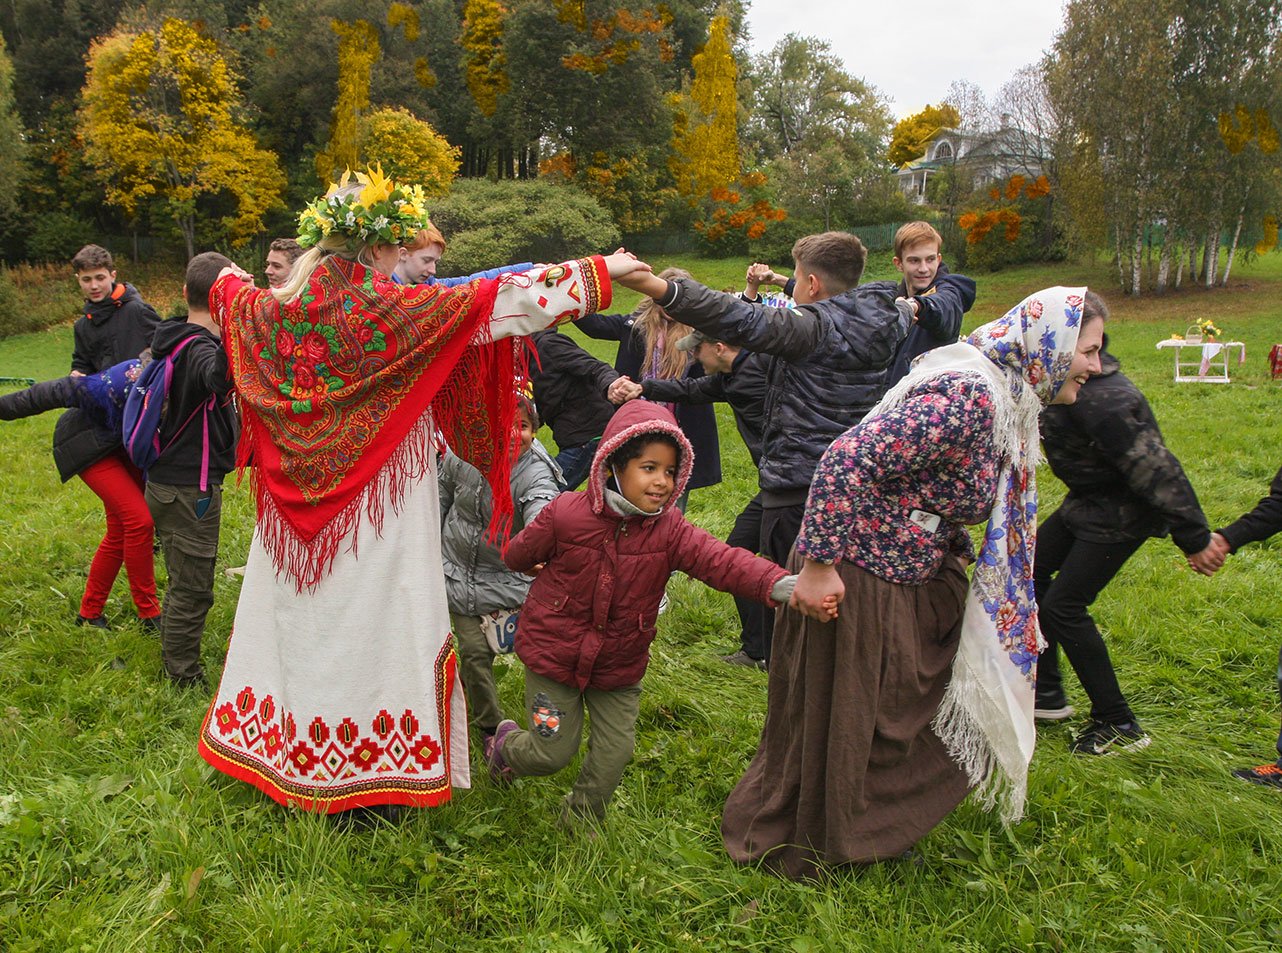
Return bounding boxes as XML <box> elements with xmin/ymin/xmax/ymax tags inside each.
<box><xmin>510</xmin><ymin>406</ymin><xmax>535</xmax><ymax>463</ymax></box>
<box><xmin>893</xmin><ymin>239</ymin><xmax>941</xmax><ymax>294</ymax></box>
<box><xmin>77</xmin><ymin>267</ymin><xmax>116</xmax><ymax>303</ymax></box>
<box><xmin>1051</xmin><ymin>315</ymin><xmax>1105</xmax><ymax>405</ymax></box>
<box><xmin>615</xmin><ymin>440</ymin><xmax>678</xmax><ymax>513</ymax></box>
<box><xmin>264</xmin><ymin>250</ymin><xmax>294</xmax><ymax>288</ymax></box>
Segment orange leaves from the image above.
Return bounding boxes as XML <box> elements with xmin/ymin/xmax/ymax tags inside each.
<box><xmin>559</xmin><ymin>5</ymin><xmax>672</xmax><ymax>73</ymax></box>
<box><xmin>1219</xmin><ymin>104</ymin><xmax>1280</xmax><ymax>156</ymax></box>
<box><xmin>960</xmin><ymin>208</ymin><xmax>1023</xmax><ymax>245</ymax></box>
<box><xmin>1025</xmin><ymin>174</ymin><xmax>1051</xmax><ymax>199</ymax></box>
<box><xmin>959</xmin><ymin>174</ymin><xmax>1049</xmax><ymax>248</ymax></box>
<box><xmin>693</xmin><ymin>171</ymin><xmax>786</xmax><ymax>250</ymax></box>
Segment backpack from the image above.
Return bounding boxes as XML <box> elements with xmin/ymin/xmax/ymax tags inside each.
<box><xmin>121</xmin><ymin>335</ymin><xmax>214</xmax><ymax>490</ymax></box>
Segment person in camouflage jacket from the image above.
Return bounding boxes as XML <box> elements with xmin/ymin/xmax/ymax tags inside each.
<box><xmin>1034</xmin><ymin>337</ymin><xmax>1220</xmax><ymax>754</ymax></box>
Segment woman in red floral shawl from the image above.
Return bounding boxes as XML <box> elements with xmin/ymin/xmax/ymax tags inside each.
<box><xmin>197</xmin><ymin>168</ymin><xmax>647</xmax><ymax>817</ymax></box>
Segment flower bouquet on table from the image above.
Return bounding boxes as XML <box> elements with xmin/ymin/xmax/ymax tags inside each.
<box><xmin>1185</xmin><ymin>320</ymin><xmax>1223</xmax><ymax>344</ymax></box>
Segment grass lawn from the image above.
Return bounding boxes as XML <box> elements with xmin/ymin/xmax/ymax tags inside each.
<box><xmin>1</xmin><ymin>250</ymin><xmax>1280</xmax><ymax>951</ymax></box>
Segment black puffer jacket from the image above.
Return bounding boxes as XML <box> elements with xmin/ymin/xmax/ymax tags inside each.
<box><xmin>53</xmin><ymin>283</ymin><xmax>162</xmax><ymax>481</ymax></box>
<box><xmin>641</xmin><ymin>348</ymin><xmax>768</xmax><ymax>466</ymax></box>
<box><xmin>659</xmin><ymin>277</ymin><xmax>908</xmax><ymax>502</ymax></box>
<box><xmin>1039</xmin><ymin>343</ymin><xmax>1210</xmax><ymax>553</ymax></box>
<box><xmin>530</xmin><ymin>329</ymin><xmax>619</xmax><ymax>449</ymax></box>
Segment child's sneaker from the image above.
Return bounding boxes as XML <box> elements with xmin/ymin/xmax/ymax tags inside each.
<box><xmin>1034</xmin><ymin>689</ymin><xmax>1074</xmax><ymax>721</ymax></box>
<box><xmin>1070</xmin><ymin>719</ymin><xmax>1151</xmax><ymax>755</ymax></box>
<box><xmin>1231</xmin><ymin>763</ymin><xmax>1282</xmax><ymax>789</ymax></box>
<box><xmin>484</xmin><ymin>719</ymin><xmax>519</xmax><ymax>785</ymax></box>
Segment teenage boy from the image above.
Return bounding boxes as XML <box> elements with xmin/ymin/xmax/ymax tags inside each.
<box><xmin>880</xmin><ymin>221</ymin><xmax>976</xmax><ymax>386</ymax></box>
<box><xmin>640</xmin><ymin>330</ymin><xmax>771</xmax><ymax>669</ymax></box>
<box><xmin>264</xmin><ymin>238</ymin><xmax>303</xmax><ymax>289</ymax></box>
<box><xmin>58</xmin><ymin>244</ymin><xmax>162</xmax><ymax>629</ymax></box>
<box><xmin>615</xmin><ymin>232</ymin><xmax>910</xmax><ymax>660</ymax></box>
<box><xmin>392</xmin><ymin>224</ymin><xmax>534</xmax><ymax>287</ymax></box>
<box><xmin>144</xmin><ymin>252</ymin><xmax>240</xmax><ymax>688</ymax></box>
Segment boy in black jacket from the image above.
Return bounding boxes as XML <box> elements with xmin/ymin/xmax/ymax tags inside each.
<box><xmin>145</xmin><ymin>252</ymin><xmax>240</xmax><ymax>688</ymax></box>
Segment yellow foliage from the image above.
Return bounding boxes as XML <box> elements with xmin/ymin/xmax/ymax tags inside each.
<box><xmin>316</xmin><ymin>19</ymin><xmax>380</xmax><ymax>183</ymax></box>
<box><xmin>669</xmin><ymin>15</ymin><xmax>739</xmax><ymax>202</ymax></box>
<box><xmin>1256</xmin><ymin>110</ymin><xmax>1279</xmax><ymax>154</ymax></box>
<box><xmin>887</xmin><ymin>103</ymin><xmax>960</xmax><ymax>167</ymax></box>
<box><xmin>1256</xmin><ymin>215</ymin><xmax>1278</xmax><ymax>256</ymax></box>
<box><xmin>360</xmin><ymin>107</ymin><xmax>459</xmax><ymax>198</ymax></box>
<box><xmin>414</xmin><ymin>57</ymin><xmax>437</xmax><ymax>89</ymax></box>
<box><xmin>461</xmin><ymin>0</ymin><xmax>509</xmax><ymax>118</ymax></box>
<box><xmin>387</xmin><ymin>2</ymin><xmax>420</xmax><ymax>42</ymax></box>
<box><xmin>79</xmin><ymin>18</ymin><xmax>285</xmax><ymax>249</ymax></box>
<box><xmin>1219</xmin><ymin>104</ymin><xmax>1254</xmax><ymax>155</ymax></box>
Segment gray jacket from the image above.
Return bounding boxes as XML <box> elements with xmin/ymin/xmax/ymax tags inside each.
<box><xmin>439</xmin><ymin>439</ymin><xmax>562</xmax><ymax>615</ymax></box>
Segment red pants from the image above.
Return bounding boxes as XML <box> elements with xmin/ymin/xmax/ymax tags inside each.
<box><xmin>78</xmin><ymin>452</ymin><xmax>160</xmax><ymax>619</ymax></box>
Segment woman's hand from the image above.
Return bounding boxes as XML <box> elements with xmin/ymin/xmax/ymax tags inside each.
<box><xmin>789</xmin><ymin>558</ymin><xmax>843</xmax><ymax>621</ymax></box>
<box><xmin>217</xmin><ymin>263</ymin><xmax>254</xmax><ymax>284</ymax></box>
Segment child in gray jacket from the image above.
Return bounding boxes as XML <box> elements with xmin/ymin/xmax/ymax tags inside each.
<box><xmin>439</xmin><ymin>397</ymin><xmax>562</xmax><ymax>741</ymax></box>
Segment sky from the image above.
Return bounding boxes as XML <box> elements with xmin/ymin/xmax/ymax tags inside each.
<box><xmin>742</xmin><ymin>0</ymin><xmax>1068</xmax><ymax>118</ymax></box>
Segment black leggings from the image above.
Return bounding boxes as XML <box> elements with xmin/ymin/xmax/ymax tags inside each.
<box><xmin>1034</xmin><ymin>508</ymin><xmax>1144</xmax><ymax>724</ymax></box>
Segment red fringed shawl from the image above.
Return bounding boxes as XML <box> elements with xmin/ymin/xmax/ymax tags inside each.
<box><xmin>213</xmin><ymin>257</ymin><xmax>525</xmax><ymax>590</ymax></box>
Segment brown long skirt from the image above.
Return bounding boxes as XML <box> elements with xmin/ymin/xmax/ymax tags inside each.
<box><xmin>721</xmin><ymin>557</ymin><xmax>971</xmax><ymax>880</ymax></box>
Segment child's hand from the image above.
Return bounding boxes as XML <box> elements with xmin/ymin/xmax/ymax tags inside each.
<box><xmin>603</xmin><ymin>251</ymin><xmax>650</xmax><ymax>280</ymax></box>
<box><xmin>820</xmin><ymin>593</ymin><xmax>840</xmax><ymax>620</ymax></box>
<box><xmin>522</xmin><ymin>562</ymin><xmax>545</xmax><ymax>577</ymax></box>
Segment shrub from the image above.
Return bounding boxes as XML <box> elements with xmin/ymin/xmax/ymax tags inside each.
<box><xmin>0</xmin><ymin>263</ymin><xmax>82</xmax><ymax>339</ymax></box>
<box><xmin>25</xmin><ymin>211</ymin><xmax>99</xmax><ymax>265</ymax></box>
<box><xmin>429</xmin><ymin>179</ymin><xmax>620</xmax><ymax>277</ymax></box>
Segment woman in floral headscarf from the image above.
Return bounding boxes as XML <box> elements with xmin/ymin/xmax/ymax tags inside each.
<box><xmin>720</xmin><ymin>286</ymin><xmax>1105</xmax><ymax>879</ymax></box>
<box><xmin>197</xmin><ymin>168</ymin><xmax>647</xmax><ymax>819</ymax></box>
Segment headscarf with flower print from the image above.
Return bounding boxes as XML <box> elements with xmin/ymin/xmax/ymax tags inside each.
<box><xmin>868</xmin><ymin>286</ymin><xmax>1089</xmax><ymax>823</ymax></box>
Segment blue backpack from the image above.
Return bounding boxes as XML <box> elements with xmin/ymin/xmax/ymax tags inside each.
<box><xmin>121</xmin><ymin>335</ymin><xmax>214</xmax><ymax>489</ymax></box>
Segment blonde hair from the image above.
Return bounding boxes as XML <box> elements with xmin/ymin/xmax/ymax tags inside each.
<box><xmin>273</xmin><ymin>184</ymin><xmax>393</xmax><ymax>304</ymax></box>
<box><xmin>634</xmin><ymin>267</ymin><xmax>694</xmax><ymax>381</ymax></box>
<box><xmin>893</xmin><ymin>221</ymin><xmax>943</xmax><ymax>259</ymax></box>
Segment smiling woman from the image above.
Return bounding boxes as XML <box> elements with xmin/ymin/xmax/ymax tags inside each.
<box><xmin>722</xmin><ymin>286</ymin><xmax>1101</xmax><ymax>879</ymax></box>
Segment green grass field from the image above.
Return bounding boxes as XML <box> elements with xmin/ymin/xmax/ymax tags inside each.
<box><xmin>1</xmin><ymin>251</ymin><xmax>1280</xmax><ymax>951</ymax></box>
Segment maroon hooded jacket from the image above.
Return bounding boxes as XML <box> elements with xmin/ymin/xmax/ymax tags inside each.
<box><xmin>504</xmin><ymin>400</ymin><xmax>786</xmax><ymax>690</ymax></box>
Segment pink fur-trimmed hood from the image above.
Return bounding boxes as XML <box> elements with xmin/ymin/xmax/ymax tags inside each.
<box><xmin>586</xmin><ymin>400</ymin><xmax>695</xmax><ymax>515</ymax></box>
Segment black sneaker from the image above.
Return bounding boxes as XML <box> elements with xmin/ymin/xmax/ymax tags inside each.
<box><xmin>139</xmin><ymin>615</ymin><xmax>161</xmax><ymax>636</ymax></box>
<box><xmin>76</xmin><ymin>614</ymin><xmax>110</xmax><ymax>630</ymax></box>
<box><xmin>1231</xmin><ymin>764</ymin><xmax>1282</xmax><ymax>789</ymax></box>
<box><xmin>1034</xmin><ymin>690</ymin><xmax>1074</xmax><ymax>721</ymax></box>
<box><xmin>1070</xmin><ymin>719</ymin><xmax>1151</xmax><ymax>755</ymax></box>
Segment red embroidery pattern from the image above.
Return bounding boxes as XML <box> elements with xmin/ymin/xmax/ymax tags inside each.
<box><xmin>212</xmin><ymin>688</ymin><xmax>442</xmax><ymax>783</ymax></box>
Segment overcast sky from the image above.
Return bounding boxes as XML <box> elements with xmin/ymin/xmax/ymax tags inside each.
<box><xmin>742</xmin><ymin>1</ymin><xmax>1068</xmax><ymax>118</ymax></box>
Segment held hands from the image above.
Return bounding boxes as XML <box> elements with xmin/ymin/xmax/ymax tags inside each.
<box><xmin>602</xmin><ymin>250</ymin><xmax>652</xmax><ymax>282</ymax></box>
<box><xmin>1187</xmin><ymin>532</ymin><xmax>1230</xmax><ymax>576</ymax></box>
<box><xmin>607</xmin><ymin>376</ymin><xmax>643</xmax><ymax>404</ymax></box>
<box><xmin>895</xmin><ymin>296</ymin><xmax>921</xmax><ymax>321</ymax></box>
<box><xmin>789</xmin><ymin>558</ymin><xmax>843</xmax><ymax>621</ymax></box>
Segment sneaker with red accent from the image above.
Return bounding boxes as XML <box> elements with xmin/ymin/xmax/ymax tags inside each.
<box><xmin>1231</xmin><ymin>763</ymin><xmax>1282</xmax><ymax>789</ymax></box>
<box><xmin>484</xmin><ymin>719</ymin><xmax>519</xmax><ymax>785</ymax></box>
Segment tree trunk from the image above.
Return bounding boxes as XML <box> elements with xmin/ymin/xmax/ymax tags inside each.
<box><xmin>1130</xmin><ymin>221</ymin><xmax>1143</xmax><ymax>296</ymax></box>
<box><xmin>1114</xmin><ymin>225</ymin><xmax>1126</xmax><ymax>293</ymax></box>
<box><xmin>1155</xmin><ymin>235</ymin><xmax>1172</xmax><ymax>293</ymax></box>
<box><xmin>1203</xmin><ymin>225</ymin><xmax>1219</xmax><ymax>289</ymax></box>
<box><xmin>1174</xmin><ymin>236</ymin><xmax>1185</xmax><ymax>290</ymax></box>
<box><xmin>1187</xmin><ymin>241</ymin><xmax>1198</xmax><ymax>289</ymax></box>
<box><xmin>1220</xmin><ymin>205</ymin><xmax>1245</xmax><ymax>286</ymax></box>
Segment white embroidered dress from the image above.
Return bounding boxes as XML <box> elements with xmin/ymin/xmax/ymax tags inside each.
<box><xmin>198</xmin><ymin>261</ymin><xmax>610</xmax><ymax>812</ymax></box>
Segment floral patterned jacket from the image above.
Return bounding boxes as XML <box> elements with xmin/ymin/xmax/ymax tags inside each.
<box><xmin>797</xmin><ymin>371</ymin><xmax>1001</xmax><ymax>584</ymax></box>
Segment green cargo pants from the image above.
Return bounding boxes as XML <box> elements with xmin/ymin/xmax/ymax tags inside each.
<box><xmin>500</xmin><ymin>668</ymin><xmax>642</xmax><ymax>821</ymax></box>
<box><xmin>450</xmin><ymin>612</ymin><xmax>505</xmax><ymax>734</ymax></box>
<box><xmin>145</xmin><ymin>482</ymin><xmax>221</xmax><ymax>685</ymax></box>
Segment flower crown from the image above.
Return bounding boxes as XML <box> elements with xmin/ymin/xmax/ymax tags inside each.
<box><xmin>296</xmin><ymin>165</ymin><xmax>432</xmax><ymax>250</ymax></box>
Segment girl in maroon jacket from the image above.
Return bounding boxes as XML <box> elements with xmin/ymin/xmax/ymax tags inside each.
<box><xmin>485</xmin><ymin>400</ymin><xmax>814</xmax><ymax>824</ymax></box>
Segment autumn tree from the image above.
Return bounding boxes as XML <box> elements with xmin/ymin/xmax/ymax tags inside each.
<box><xmin>360</xmin><ymin>106</ymin><xmax>459</xmax><ymax>196</ymax></box>
<box><xmin>1049</xmin><ymin>0</ymin><xmax>1282</xmax><ymax>294</ymax></box>
<box><xmin>670</xmin><ymin>14</ymin><xmax>739</xmax><ymax>203</ymax></box>
<box><xmin>0</xmin><ymin>34</ymin><xmax>24</xmax><ymax>220</ymax></box>
<box><xmin>744</xmin><ymin>34</ymin><xmax>895</xmax><ymax>230</ymax></box>
<box><xmin>461</xmin><ymin>0</ymin><xmax>509</xmax><ymax>118</ymax></box>
<box><xmin>80</xmin><ymin>18</ymin><xmax>286</xmax><ymax>258</ymax></box>
<box><xmin>887</xmin><ymin>103</ymin><xmax>960</xmax><ymax>167</ymax></box>
<box><xmin>315</xmin><ymin>18</ymin><xmax>380</xmax><ymax>182</ymax></box>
